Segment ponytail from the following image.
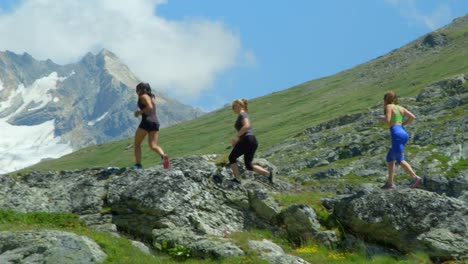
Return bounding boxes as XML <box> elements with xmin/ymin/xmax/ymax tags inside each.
<box><xmin>242</xmin><ymin>99</ymin><xmax>248</xmax><ymax>112</ymax></box>
<box><xmin>383</xmin><ymin>91</ymin><xmax>398</xmax><ymax>115</ymax></box>
<box><xmin>232</xmin><ymin>98</ymin><xmax>249</xmax><ymax>112</ymax></box>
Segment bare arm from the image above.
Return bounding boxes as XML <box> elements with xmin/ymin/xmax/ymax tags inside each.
<box><xmin>401</xmin><ymin>106</ymin><xmax>416</xmax><ymax>126</ymax></box>
<box><xmin>380</xmin><ymin>104</ymin><xmax>394</xmax><ymax>126</ymax></box>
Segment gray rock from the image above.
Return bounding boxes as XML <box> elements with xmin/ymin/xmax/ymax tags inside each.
<box><xmin>130</xmin><ymin>240</ymin><xmax>153</xmax><ymax>255</ymax></box>
<box><xmin>0</xmin><ymin>168</ymin><xmax>111</xmax><ymax>213</ymax></box>
<box><xmin>248</xmin><ymin>239</ymin><xmax>309</xmax><ymax>264</ymax></box>
<box><xmin>152</xmin><ymin>228</ymin><xmax>243</xmax><ymax>258</ymax></box>
<box><xmin>332</xmin><ymin>189</ymin><xmax>468</xmax><ymax>260</ymax></box>
<box><xmin>248</xmin><ymin>188</ymin><xmax>281</xmax><ymax>224</ymax></box>
<box><xmin>107</xmin><ymin>159</ymin><xmax>248</xmax><ymax>239</ymax></box>
<box><xmin>280</xmin><ymin>204</ymin><xmax>338</xmax><ymax>248</ymax></box>
<box><xmin>0</xmin><ymin>230</ymin><xmax>107</xmax><ymax>264</ymax></box>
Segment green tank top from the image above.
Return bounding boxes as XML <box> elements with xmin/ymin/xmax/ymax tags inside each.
<box><xmin>390</xmin><ymin>105</ymin><xmax>403</xmax><ymax>123</ymax></box>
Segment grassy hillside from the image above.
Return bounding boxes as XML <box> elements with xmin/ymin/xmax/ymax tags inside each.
<box><xmin>22</xmin><ymin>15</ymin><xmax>468</xmax><ymax>173</ymax></box>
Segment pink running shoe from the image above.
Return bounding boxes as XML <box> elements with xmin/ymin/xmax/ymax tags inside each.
<box><xmin>410</xmin><ymin>176</ymin><xmax>422</xmax><ymax>189</ymax></box>
<box><xmin>163</xmin><ymin>154</ymin><xmax>170</xmax><ymax>169</ymax></box>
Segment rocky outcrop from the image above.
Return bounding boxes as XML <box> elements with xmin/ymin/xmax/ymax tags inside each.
<box><xmin>331</xmin><ymin>188</ymin><xmax>468</xmax><ymax>261</ymax></box>
<box><xmin>0</xmin><ymin>156</ymin><xmax>320</xmax><ymax>261</ymax></box>
<box><xmin>0</xmin><ymin>230</ymin><xmax>107</xmax><ymax>264</ymax></box>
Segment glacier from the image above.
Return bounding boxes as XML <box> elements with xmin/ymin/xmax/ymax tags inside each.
<box><xmin>0</xmin><ymin>72</ymin><xmax>72</xmax><ymax>174</ymax></box>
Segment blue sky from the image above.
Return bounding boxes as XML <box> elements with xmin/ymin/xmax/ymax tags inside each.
<box><xmin>0</xmin><ymin>1</ymin><xmax>467</xmax><ymax>111</ymax></box>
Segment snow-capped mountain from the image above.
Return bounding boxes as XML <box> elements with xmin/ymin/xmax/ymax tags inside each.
<box><xmin>0</xmin><ymin>49</ymin><xmax>203</xmax><ymax>173</ymax></box>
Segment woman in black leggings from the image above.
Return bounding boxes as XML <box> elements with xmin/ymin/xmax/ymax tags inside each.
<box><xmin>229</xmin><ymin>99</ymin><xmax>273</xmax><ymax>184</ymax></box>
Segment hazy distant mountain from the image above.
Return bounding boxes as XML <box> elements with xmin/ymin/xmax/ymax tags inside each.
<box><xmin>0</xmin><ymin>49</ymin><xmax>203</xmax><ymax>173</ymax></box>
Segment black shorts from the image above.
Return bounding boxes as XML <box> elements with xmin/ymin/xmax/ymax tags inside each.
<box><xmin>229</xmin><ymin>135</ymin><xmax>258</xmax><ymax>170</ymax></box>
<box><xmin>139</xmin><ymin>120</ymin><xmax>160</xmax><ymax>132</ymax></box>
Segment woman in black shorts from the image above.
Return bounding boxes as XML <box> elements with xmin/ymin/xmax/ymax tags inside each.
<box><xmin>229</xmin><ymin>99</ymin><xmax>273</xmax><ymax>184</ymax></box>
<box><xmin>133</xmin><ymin>82</ymin><xmax>169</xmax><ymax>169</ymax></box>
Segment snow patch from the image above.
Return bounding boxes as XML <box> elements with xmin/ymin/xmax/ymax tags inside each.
<box><xmin>0</xmin><ymin>72</ymin><xmax>66</xmax><ymax>118</ymax></box>
<box><xmin>87</xmin><ymin>112</ymin><xmax>108</xmax><ymax>126</ymax></box>
<box><xmin>0</xmin><ymin>72</ymin><xmax>72</xmax><ymax>174</ymax></box>
<box><xmin>0</xmin><ymin>79</ymin><xmax>3</xmax><ymax>91</ymax></box>
<box><xmin>0</xmin><ymin>119</ymin><xmax>72</xmax><ymax>174</ymax></box>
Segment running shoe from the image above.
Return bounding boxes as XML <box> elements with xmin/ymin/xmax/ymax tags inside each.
<box><xmin>409</xmin><ymin>176</ymin><xmax>422</xmax><ymax>189</ymax></box>
<box><xmin>163</xmin><ymin>155</ymin><xmax>170</xmax><ymax>169</ymax></box>
<box><xmin>381</xmin><ymin>182</ymin><xmax>396</xmax><ymax>190</ymax></box>
<box><xmin>268</xmin><ymin>171</ymin><xmax>274</xmax><ymax>184</ymax></box>
<box><xmin>230</xmin><ymin>178</ymin><xmax>242</xmax><ymax>184</ymax></box>
<box><xmin>132</xmin><ymin>164</ymin><xmax>143</xmax><ymax>169</ymax></box>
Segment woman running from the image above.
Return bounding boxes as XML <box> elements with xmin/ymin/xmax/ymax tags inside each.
<box><xmin>133</xmin><ymin>82</ymin><xmax>169</xmax><ymax>169</ymax></box>
<box><xmin>380</xmin><ymin>91</ymin><xmax>421</xmax><ymax>189</ymax></box>
<box><xmin>229</xmin><ymin>99</ymin><xmax>273</xmax><ymax>184</ymax></box>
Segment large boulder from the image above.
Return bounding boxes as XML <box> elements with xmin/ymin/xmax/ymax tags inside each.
<box><xmin>0</xmin><ymin>230</ymin><xmax>107</xmax><ymax>264</ymax></box>
<box><xmin>0</xmin><ymin>168</ymin><xmax>111</xmax><ymax>213</ymax></box>
<box><xmin>106</xmin><ymin>158</ymin><xmax>249</xmax><ymax>239</ymax></box>
<box><xmin>332</xmin><ymin>189</ymin><xmax>468</xmax><ymax>261</ymax></box>
<box><xmin>280</xmin><ymin>204</ymin><xmax>338</xmax><ymax>248</ymax></box>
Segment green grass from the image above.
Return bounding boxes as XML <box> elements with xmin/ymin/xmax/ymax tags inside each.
<box><xmin>447</xmin><ymin>158</ymin><xmax>468</xmax><ymax>178</ymax></box>
<box><xmin>273</xmin><ymin>191</ymin><xmax>335</xmax><ymax>210</ymax></box>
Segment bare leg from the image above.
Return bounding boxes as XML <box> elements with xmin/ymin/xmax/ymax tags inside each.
<box><xmin>252</xmin><ymin>165</ymin><xmax>269</xmax><ymax>176</ymax></box>
<box><xmin>148</xmin><ymin>131</ymin><xmax>165</xmax><ymax>157</ymax></box>
<box><xmin>230</xmin><ymin>163</ymin><xmax>241</xmax><ymax>179</ymax></box>
<box><xmin>134</xmin><ymin>128</ymin><xmax>147</xmax><ymax>164</ymax></box>
<box><xmin>387</xmin><ymin>161</ymin><xmax>396</xmax><ymax>183</ymax></box>
<box><xmin>400</xmin><ymin>160</ymin><xmax>417</xmax><ymax>178</ymax></box>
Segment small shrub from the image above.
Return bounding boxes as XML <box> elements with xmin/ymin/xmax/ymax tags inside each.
<box><xmin>167</xmin><ymin>244</ymin><xmax>191</xmax><ymax>261</ymax></box>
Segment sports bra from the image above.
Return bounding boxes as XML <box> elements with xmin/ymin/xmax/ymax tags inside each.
<box><xmin>390</xmin><ymin>105</ymin><xmax>403</xmax><ymax>123</ymax></box>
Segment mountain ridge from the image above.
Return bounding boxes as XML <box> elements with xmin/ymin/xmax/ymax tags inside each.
<box><xmin>0</xmin><ymin>49</ymin><xmax>203</xmax><ymax>173</ymax></box>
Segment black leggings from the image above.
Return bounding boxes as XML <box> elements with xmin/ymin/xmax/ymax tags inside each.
<box><xmin>229</xmin><ymin>135</ymin><xmax>258</xmax><ymax>170</ymax></box>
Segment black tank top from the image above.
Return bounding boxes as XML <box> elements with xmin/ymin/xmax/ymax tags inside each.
<box><xmin>138</xmin><ymin>98</ymin><xmax>159</xmax><ymax>123</ymax></box>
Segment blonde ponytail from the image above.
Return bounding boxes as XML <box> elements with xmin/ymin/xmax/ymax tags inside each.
<box><xmin>232</xmin><ymin>98</ymin><xmax>249</xmax><ymax>112</ymax></box>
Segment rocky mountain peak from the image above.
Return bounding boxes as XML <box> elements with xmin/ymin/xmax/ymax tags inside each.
<box><xmin>0</xmin><ymin>50</ymin><xmax>203</xmax><ymax>173</ymax></box>
<box><xmin>98</xmin><ymin>49</ymin><xmax>138</xmax><ymax>88</ymax></box>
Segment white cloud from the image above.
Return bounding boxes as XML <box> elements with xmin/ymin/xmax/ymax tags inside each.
<box><xmin>385</xmin><ymin>0</ymin><xmax>452</xmax><ymax>30</ymax></box>
<box><xmin>0</xmin><ymin>0</ymin><xmax>243</xmax><ymax>101</ymax></box>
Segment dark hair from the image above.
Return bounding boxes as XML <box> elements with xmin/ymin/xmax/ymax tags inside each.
<box><xmin>136</xmin><ymin>82</ymin><xmax>155</xmax><ymax>98</ymax></box>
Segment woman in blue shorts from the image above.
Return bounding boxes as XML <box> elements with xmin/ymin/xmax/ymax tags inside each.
<box><xmin>229</xmin><ymin>99</ymin><xmax>273</xmax><ymax>184</ymax></box>
<box><xmin>380</xmin><ymin>91</ymin><xmax>421</xmax><ymax>189</ymax></box>
<box><xmin>133</xmin><ymin>82</ymin><xmax>169</xmax><ymax>169</ymax></box>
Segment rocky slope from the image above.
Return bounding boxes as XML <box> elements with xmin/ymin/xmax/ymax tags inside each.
<box><xmin>261</xmin><ymin>74</ymin><xmax>467</xmax><ymax>197</ymax></box>
<box><xmin>1</xmin><ymin>152</ymin><xmax>467</xmax><ymax>263</ymax></box>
